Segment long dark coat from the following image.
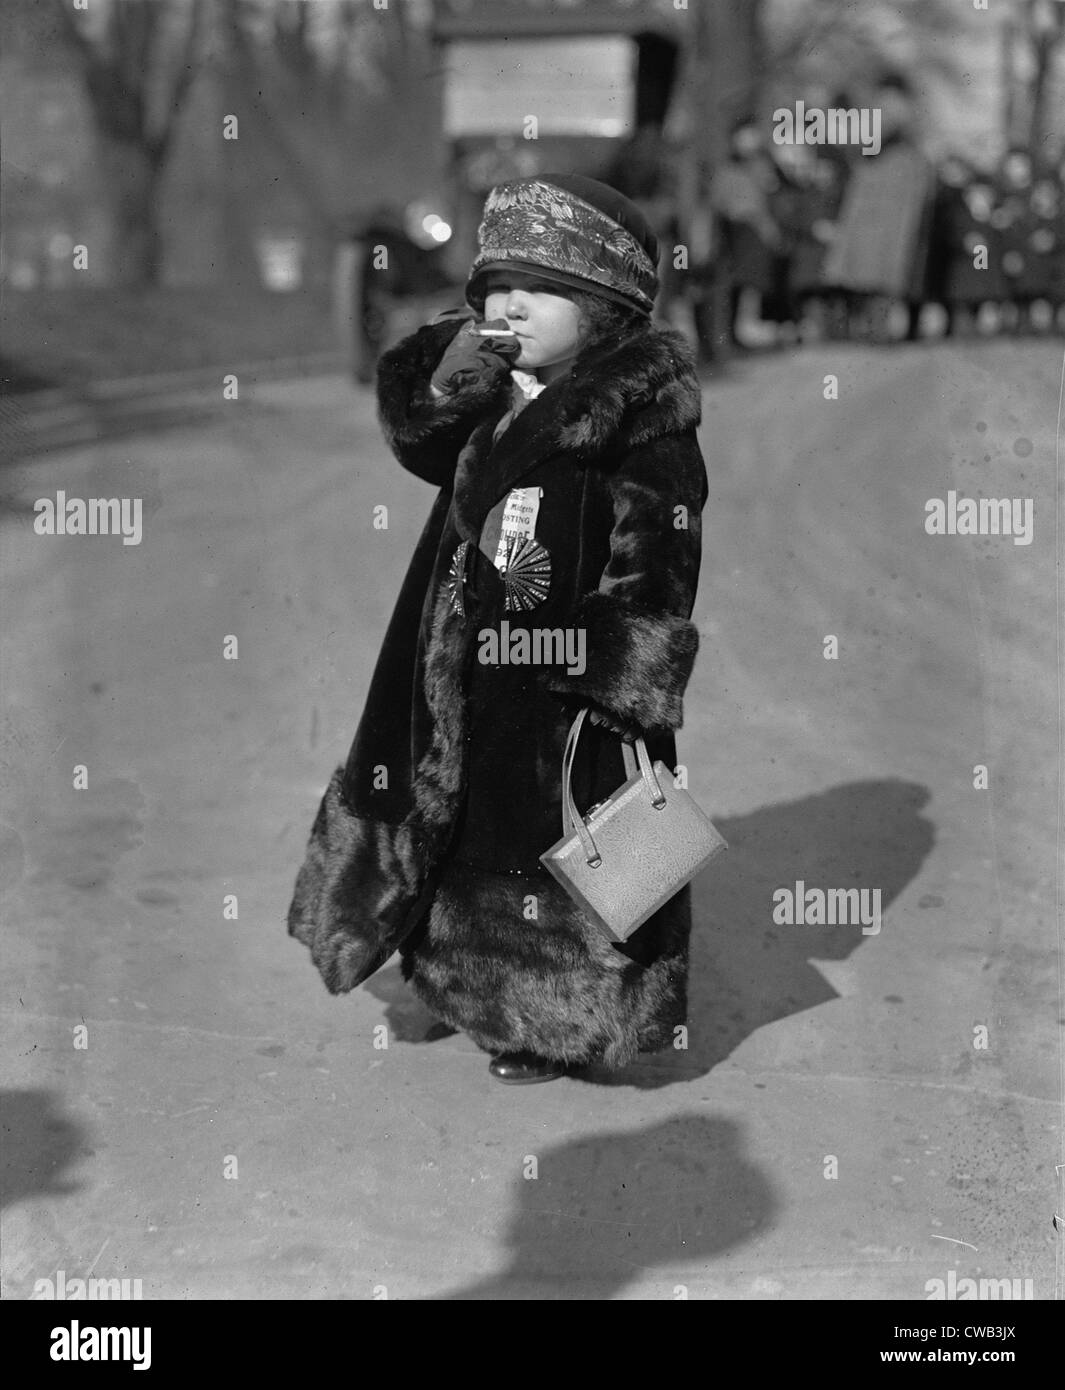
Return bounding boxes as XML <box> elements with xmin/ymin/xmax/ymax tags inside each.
<box><xmin>821</xmin><ymin>138</ymin><xmax>937</xmax><ymax>301</ymax></box>
<box><xmin>288</xmin><ymin>314</ymin><xmax>709</xmax><ymax>1067</ymax></box>
<box><xmin>998</xmin><ymin>178</ymin><xmax>1065</xmax><ymax>302</ymax></box>
<box><xmin>932</xmin><ymin>183</ymin><xmax>1006</xmax><ymax>307</ymax></box>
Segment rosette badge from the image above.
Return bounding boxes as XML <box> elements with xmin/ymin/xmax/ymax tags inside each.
<box><xmin>447</xmin><ymin>541</ymin><xmax>471</xmax><ymax>617</ymax></box>
<box><xmin>500</xmin><ymin>536</ymin><xmax>551</xmax><ymax>613</ymax></box>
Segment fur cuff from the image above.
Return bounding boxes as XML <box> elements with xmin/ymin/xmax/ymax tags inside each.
<box><xmin>287</xmin><ymin>769</ymin><xmax>429</xmax><ymax>993</ymax></box>
<box><xmin>545</xmin><ymin>591</ymin><xmax>699</xmax><ymax>735</ymax></box>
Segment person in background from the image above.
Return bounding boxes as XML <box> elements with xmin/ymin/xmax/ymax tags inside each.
<box><xmin>770</xmin><ymin>143</ymin><xmax>843</xmax><ymax>343</ymax></box>
<box><xmin>605</xmin><ymin>125</ymin><xmax>683</xmax><ymax>329</ymax></box>
<box><xmin>343</xmin><ymin>203</ymin><xmax>454</xmax><ymax>384</ymax></box>
<box><xmin>820</xmin><ymin>73</ymin><xmax>937</xmax><ymax>343</ymax></box>
<box><xmin>926</xmin><ymin>155</ymin><xmax>1005</xmax><ymax>338</ymax></box>
<box><xmin>809</xmin><ymin>88</ymin><xmax>859</xmax><ymax>340</ymax></box>
<box><xmin>710</xmin><ymin>118</ymin><xmax>784</xmax><ymax>347</ymax></box>
<box><xmin>1051</xmin><ymin>157</ymin><xmax>1065</xmax><ymax>333</ymax></box>
<box><xmin>760</xmin><ymin>142</ymin><xmax>806</xmax><ymax>344</ymax></box>
<box><xmin>925</xmin><ymin>155</ymin><xmax>965</xmax><ymax>336</ymax></box>
<box><xmin>995</xmin><ymin>148</ymin><xmax>1040</xmax><ymax>334</ymax></box>
<box><xmin>1009</xmin><ymin>158</ymin><xmax>1063</xmax><ymax>334</ymax></box>
<box><xmin>937</xmin><ymin>162</ymin><xmax>1006</xmax><ymax>337</ymax></box>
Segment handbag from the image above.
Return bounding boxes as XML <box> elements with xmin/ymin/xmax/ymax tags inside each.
<box><xmin>539</xmin><ymin>707</ymin><xmax>728</xmax><ymax>943</ymax></box>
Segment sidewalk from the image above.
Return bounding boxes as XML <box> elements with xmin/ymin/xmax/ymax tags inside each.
<box><xmin>1</xmin><ymin>352</ymin><xmax>347</xmax><ymax>459</ymax></box>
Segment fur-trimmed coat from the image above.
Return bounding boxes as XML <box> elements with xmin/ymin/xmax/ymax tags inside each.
<box><xmin>288</xmin><ymin>314</ymin><xmax>708</xmax><ymax>1067</ymax></box>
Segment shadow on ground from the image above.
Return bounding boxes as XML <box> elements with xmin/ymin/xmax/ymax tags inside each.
<box><xmin>362</xmin><ymin>967</ymin><xmax>457</xmax><ymax>1043</ymax></box>
<box><xmin>0</xmin><ymin>1089</ymin><xmax>86</xmax><ymax>1210</ymax></box>
<box><xmin>366</xmin><ymin>778</ymin><xmax>935</xmax><ymax>1088</ymax></box>
<box><xmin>585</xmin><ymin>776</ymin><xmax>936</xmax><ymax>1088</ymax></box>
<box><xmin>432</xmin><ymin>1111</ymin><xmax>775</xmax><ymax>1299</ymax></box>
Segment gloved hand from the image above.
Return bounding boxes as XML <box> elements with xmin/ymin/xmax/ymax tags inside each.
<box><xmin>587</xmin><ymin>706</ymin><xmax>643</xmax><ymax>744</ymax></box>
<box><xmin>429</xmin><ymin>318</ymin><xmax>521</xmax><ymax>397</ymax></box>
<box><xmin>554</xmin><ymin>692</ymin><xmax>643</xmax><ymax>744</ymax></box>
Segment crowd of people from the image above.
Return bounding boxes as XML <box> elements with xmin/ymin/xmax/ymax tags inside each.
<box><xmin>614</xmin><ymin>76</ymin><xmax>1065</xmax><ymax>352</ymax></box>
<box><xmin>342</xmin><ymin>76</ymin><xmax>1063</xmax><ymax>377</ymax></box>
<box><xmin>698</xmin><ymin>125</ymin><xmax>1063</xmax><ymax>348</ymax></box>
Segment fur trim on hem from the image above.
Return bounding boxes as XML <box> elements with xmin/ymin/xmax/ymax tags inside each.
<box><xmin>288</xmin><ymin>583</ymin><xmax>475</xmax><ymax>994</ymax></box>
<box><xmin>287</xmin><ymin>770</ymin><xmax>429</xmax><ymax>994</ymax></box>
<box><xmin>408</xmin><ymin>583</ymin><xmax>473</xmax><ymax>852</ymax></box>
<box><xmin>402</xmin><ymin>862</ymin><xmax>689</xmax><ymax>1068</ymax></box>
<box><xmin>545</xmin><ymin>591</ymin><xmax>698</xmax><ymax>735</ymax></box>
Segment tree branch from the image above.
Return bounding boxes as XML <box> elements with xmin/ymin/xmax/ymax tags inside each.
<box><xmin>50</xmin><ymin>0</ymin><xmax>95</xmax><ymax>61</ymax></box>
<box><xmin>150</xmin><ymin>0</ymin><xmax>204</xmax><ymax>168</ymax></box>
<box><xmin>222</xmin><ymin>0</ymin><xmax>340</xmax><ymax>235</ymax></box>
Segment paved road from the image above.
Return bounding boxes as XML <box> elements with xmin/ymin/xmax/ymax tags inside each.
<box><xmin>1</xmin><ymin>340</ymin><xmax>1060</xmax><ymax>1299</ymax></box>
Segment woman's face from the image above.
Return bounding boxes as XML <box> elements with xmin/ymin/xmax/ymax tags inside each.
<box><xmin>482</xmin><ymin>272</ymin><xmax>583</xmax><ymax>377</ymax></box>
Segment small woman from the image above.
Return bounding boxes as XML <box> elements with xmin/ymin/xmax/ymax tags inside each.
<box><xmin>289</xmin><ymin>175</ymin><xmax>709</xmax><ymax>1083</ymax></box>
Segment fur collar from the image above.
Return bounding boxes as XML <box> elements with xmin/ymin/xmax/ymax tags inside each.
<box><xmin>376</xmin><ymin>315</ymin><xmax>702</xmax><ymax>466</ymax></box>
<box><xmin>551</xmin><ymin>318</ymin><xmax>702</xmax><ymax>457</ymax></box>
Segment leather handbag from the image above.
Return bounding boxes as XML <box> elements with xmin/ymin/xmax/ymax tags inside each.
<box><xmin>539</xmin><ymin>707</ymin><xmax>728</xmax><ymax>943</ymax></box>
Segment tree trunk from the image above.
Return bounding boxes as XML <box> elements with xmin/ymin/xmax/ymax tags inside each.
<box><xmin>719</xmin><ymin>0</ymin><xmax>766</xmax><ymax>122</ymax></box>
<box><xmin>101</xmin><ymin>139</ymin><xmax>165</xmax><ymax>286</ymax></box>
<box><xmin>1001</xmin><ymin>12</ymin><xmax>1017</xmax><ymax>150</ymax></box>
<box><xmin>1027</xmin><ymin>27</ymin><xmax>1063</xmax><ymax>154</ymax></box>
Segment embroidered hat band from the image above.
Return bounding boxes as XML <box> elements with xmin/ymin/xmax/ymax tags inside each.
<box><xmin>465</xmin><ymin>177</ymin><xmax>660</xmax><ymax>316</ymax></box>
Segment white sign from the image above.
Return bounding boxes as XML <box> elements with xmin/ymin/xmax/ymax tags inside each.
<box><xmin>443</xmin><ymin>37</ymin><xmax>636</xmax><ymax>137</ymax></box>
<box><xmin>494</xmin><ymin>487</ymin><xmax>544</xmax><ymax>571</ymax></box>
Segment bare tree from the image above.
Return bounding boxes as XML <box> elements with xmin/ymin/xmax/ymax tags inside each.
<box><xmin>768</xmin><ymin>0</ymin><xmax>963</xmax><ymax>95</ymax></box>
<box><xmin>221</xmin><ymin>0</ymin><xmax>443</xmax><ymax>250</ymax></box>
<box><xmin>1020</xmin><ymin>0</ymin><xmax>1065</xmax><ymax>155</ymax></box>
<box><xmin>52</xmin><ymin>0</ymin><xmax>204</xmax><ymax>285</ymax></box>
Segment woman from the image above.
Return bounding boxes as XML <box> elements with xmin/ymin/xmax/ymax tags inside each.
<box><xmin>288</xmin><ymin>175</ymin><xmax>709</xmax><ymax>1083</ymax></box>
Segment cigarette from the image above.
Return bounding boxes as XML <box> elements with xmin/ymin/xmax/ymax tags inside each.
<box><xmin>475</xmin><ymin>327</ymin><xmax>518</xmax><ymax>337</ymax></box>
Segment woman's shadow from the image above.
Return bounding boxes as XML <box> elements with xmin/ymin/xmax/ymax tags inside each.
<box><xmin>0</xmin><ymin>1089</ymin><xmax>85</xmax><ymax>1210</ymax></box>
<box><xmin>593</xmin><ymin>776</ymin><xmax>935</xmax><ymax>1087</ymax></box>
<box><xmin>431</xmin><ymin>1111</ymin><xmax>777</xmax><ymax>1300</ymax></box>
<box><xmin>366</xmin><ymin>778</ymin><xmax>935</xmax><ymax>1088</ymax></box>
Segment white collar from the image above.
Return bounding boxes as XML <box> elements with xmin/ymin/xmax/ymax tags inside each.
<box><xmin>510</xmin><ymin>368</ymin><xmax>548</xmax><ymax>400</ymax></box>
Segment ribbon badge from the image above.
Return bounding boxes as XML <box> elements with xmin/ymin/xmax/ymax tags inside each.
<box><xmin>449</xmin><ymin>487</ymin><xmax>552</xmax><ymax>619</ymax></box>
<box><xmin>489</xmin><ymin>486</ymin><xmax>551</xmax><ymax>613</ymax></box>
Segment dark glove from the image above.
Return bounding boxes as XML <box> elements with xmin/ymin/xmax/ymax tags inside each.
<box><xmin>587</xmin><ymin>706</ymin><xmax>643</xmax><ymax>744</ymax></box>
<box><xmin>429</xmin><ymin>318</ymin><xmax>520</xmax><ymax>397</ymax></box>
<box><xmin>554</xmin><ymin>691</ymin><xmax>643</xmax><ymax>744</ymax></box>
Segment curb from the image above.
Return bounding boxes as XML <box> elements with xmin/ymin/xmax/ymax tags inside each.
<box><xmin>1</xmin><ymin>351</ymin><xmax>350</xmax><ymax>459</ymax></box>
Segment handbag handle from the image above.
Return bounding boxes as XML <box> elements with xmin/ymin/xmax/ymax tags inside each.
<box><xmin>560</xmin><ymin>707</ymin><xmax>666</xmax><ymax>867</ymax></box>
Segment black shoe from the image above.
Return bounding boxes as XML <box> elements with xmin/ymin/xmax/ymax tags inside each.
<box><xmin>489</xmin><ymin>1051</ymin><xmax>566</xmax><ymax>1084</ymax></box>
